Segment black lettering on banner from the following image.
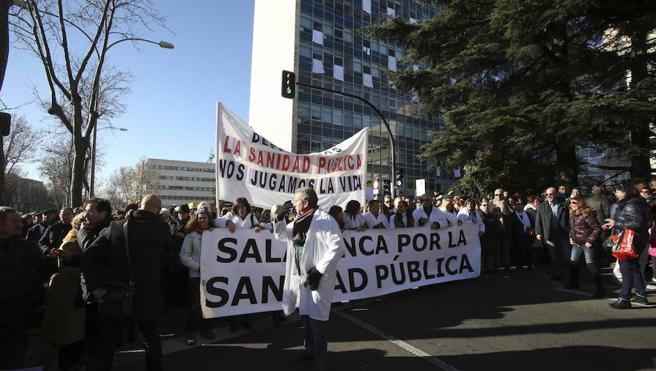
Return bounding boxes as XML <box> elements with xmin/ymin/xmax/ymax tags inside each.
<box><xmin>397</xmin><ymin>234</ymin><xmax>410</xmax><ymax>253</ymax></box>
<box><xmin>278</xmin><ymin>176</ymin><xmax>286</xmax><ymax>192</ymax></box>
<box><xmin>430</xmin><ymin>233</ymin><xmax>441</xmax><ymax>250</ymax></box>
<box><xmin>218</xmin><ymin>159</ymin><xmax>237</xmax><ymax>179</ymax></box>
<box><xmin>413</xmin><ymin>233</ymin><xmax>427</xmax><ymax>252</ymax></box>
<box><xmin>407</xmin><ymin>261</ymin><xmax>421</xmax><ymax>282</ymax></box>
<box><xmin>319</xmin><ymin>178</ymin><xmax>334</xmax><ymax>194</ymax></box>
<box><xmin>391</xmin><ymin>262</ymin><xmax>406</xmax><ymax>285</ymax></box>
<box><xmin>348</xmin><ymin>268</ymin><xmax>368</xmax><ymax>292</ymax></box>
<box><xmin>436</xmin><ymin>258</ymin><xmax>445</xmax><ymax>277</ymax></box>
<box><xmin>232</xmin><ymin>277</ymin><xmax>257</xmax><ymax>306</ymax></box>
<box><xmin>265</xmin><ymin>240</ymin><xmax>283</xmax><ymax>263</ymax></box>
<box><xmin>205</xmin><ymin>277</ymin><xmax>229</xmax><ymax>308</ymax></box>
<box><xmin>217</xmin><ymin>238</ymin><xmax>238</xmax><ymax>263</ymax></box>
<box><xmin>360</xmin><ymin>235</ymin><xmax>374</xmax><ymax>256</ymax></box>
<box><xmin>308</xmin><ymin>179</ymin><xmax>315</xmax><ymax>188</ymax></box>
<box><xmin>460</xmin><ymin>254</ymin><xmax>474</xmax><ymax>273</ymax></box>
<box><xmin>422</xmin><ymin>259</ymin><xmax>436</xmax><ymax>279</ymax></box>
<box><xmin>335</xmin><ymin>270</ymin><xmax>347</xmax><ymax>294</ymax></box>
<box><xmin>236</xmin><ymin>164</ymin><xmax>245</xmax><ymax>181</ymax></box>
<box><xmin>262</xmin><ymin>276</ymin><xmax>285</xmax><ymax>303</ymax></box>
<box><xmin>375</xmin><ymin>265</ymin><xmax>389</xmax><ymax>288</ymax></box>
<box><xmin>343</xmin><ymin>237</ymin><xmax>357</xmax><ymax>257</ymax></box>
<box><xmin>376</xmin><ymin>236</ymin><xmax>389</xmax><ymax>254</ymax></box>
<box><xmin>268</xmin><ymin>173</ymin><xmax>277</xmax><ymax>190</ymax></box>
<box><xmin>446</xmin><ymin>256</ymin><xmax>458</xmax><ymax>275</ymax></box>
<box><xmin>240</xmin><ymin>239</ymin><xmax>262</xmax><ymax>263</ymax></box>
<box><xmin>448</xmin><ymin>229</ymin><xmax>468</xmax><ymax>248</ymax></box>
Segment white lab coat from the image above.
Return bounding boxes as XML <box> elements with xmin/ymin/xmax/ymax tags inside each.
<box><xmin>364</xmin><ymin>211</ymin><xmax>388</xmax><ymax>229</ymax></box>
<box><xmin>457</xmin><ymin>207</ymin><xmax>485</xmax><ymax>235</ymax></box>
<box><xmin>343</xmin><ymin>213</ymin><xmax>366</xmax><ymax>230</ymax></box>
<box><xmin>440</xmin><ymin>208</ymin><xmax>458</xmax><ymax>227</ymax></box>
<box><xmin>273</xmin><ymin>209</ymin><xmax>345</xmax><ymax>321</ymax></box>
<box><xmin>412</xmin><ymin>206</ymin><xmax>448</xmax><ymax>229</ymax></box>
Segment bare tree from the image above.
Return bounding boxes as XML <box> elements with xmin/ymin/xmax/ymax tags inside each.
<box><xmin>3</xmin><ymin>115</ymin><xmax>40</xmax><ymax>176</ymax></box>
<box><xmin>39</xmin><ymin>135</ymin><xmax>73</xmax><ymax>208</ymax></box>
<box><xmin>9</xmin><ymin>0</ymin><xmax>168</xmax><ymax>207</ymax></box>
<box><xmin>102</xmin><ymin>159</ymin><xmax>159</xmax><ymax>206</ymax></box>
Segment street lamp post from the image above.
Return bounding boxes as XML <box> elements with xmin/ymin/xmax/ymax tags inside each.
<box><xmin>88</xmin><ymin>38</ymin><xmax>173</xmax><ymax>198</ymax></box>
<box><xmin>295</xmin><ymin>82</ymin><xmax>397</xmax><ymax>198</ymax></box>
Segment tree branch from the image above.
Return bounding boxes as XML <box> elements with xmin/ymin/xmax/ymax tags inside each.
<box><xmin>74</xmin><ymin>0</ymin><xmax>111</xmax><ymax>86</ymax></box>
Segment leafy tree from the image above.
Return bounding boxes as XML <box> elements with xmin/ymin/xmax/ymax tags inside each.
<box><xmin>370</xmin><ymin>0</ymin><xmax>656</xmax><ymax>195</ymax></box>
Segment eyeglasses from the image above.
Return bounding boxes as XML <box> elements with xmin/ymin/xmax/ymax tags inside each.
<box><xmin>494</xmin><ymin>194</ymin><xmax>501</xmax><ymax>196</ymax></box>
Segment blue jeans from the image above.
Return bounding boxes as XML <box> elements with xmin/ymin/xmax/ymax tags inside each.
<box><xmin>570</xmin><ymin>244</ymin><xmax>595</xmax><ymax>264</ymax></box>
<box><xmin>302</xmin><ymin>315</ymin><xmax>328</xmax><ymax>370</ymax></box>
<box><xmin>619</xmin><ymin>259</ymin><xmax>646</xmax><ymax>300</ymax></box>
<box><xmin>547</xmin><ymin>232</ymin><xmax>571</xmax><ymax>275</ymax></box>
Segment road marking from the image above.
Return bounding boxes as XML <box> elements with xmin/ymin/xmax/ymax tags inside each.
<box><xmin>338</xmin><ymin>311</ymin><xmax>460</xmax><ymax>371</ymax></box>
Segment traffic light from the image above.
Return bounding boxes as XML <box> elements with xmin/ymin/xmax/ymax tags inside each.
<box><xmin>382</xmin><ymin>179</ymin><xmax>390</xmax><ymax>195</ymax></box>
<box><xmin>395</xmin><ymin>169</ymin><xmax>404</xmax><ymax>187</ymax></box>
<box><xmin>281</xmin><ymin>70</ymin><xmax>296</xmax><ymax>98</ymax></box>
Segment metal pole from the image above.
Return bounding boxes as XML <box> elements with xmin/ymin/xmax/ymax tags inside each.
<box><xmin>90</xmin><ymin>123</ymin><xmax>97</xmax><ymax>198</ymax></box>
<box><xmin>296</xmin><ymin>82</ymin><xmax>397</xmax><ymax>198</ymax></box>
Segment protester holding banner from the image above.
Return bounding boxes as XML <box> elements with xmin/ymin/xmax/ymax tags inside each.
<box><xmin>457</xmin><ymin>198</ymin><xmax>485</xmax><ymax>236</ymax></box>
<box><xmin>343</xmin><ymin>200</ymin><xmax>367</xmax><ymax>231</ymax></box>
<box><xmin>413</xmin><ymin>195</ymin><xmax>448</xmax><ymax>229</ymax></box>
<box><xmin>227</xmin><ymin>197</ymin><xmax>260</xmax><ymax>229</ymax></box>
<box><xmin>388</xmin><ymin>200</ymin><xmax>414</xmax><ymax>229</ymax></box>
<box><xmin>271</xmin><ymin>187</ymin><xmax>345</xmax><ymax>371</ymax></box>
<box><xmin>364</xmin><ymin>199</ymin><xmax>389</xmax><ymax>229</ymax></box>
<box><xmin>180</xmin><ymin>209</ymin><xmax>216</xmax><ymax>345</ymax></box>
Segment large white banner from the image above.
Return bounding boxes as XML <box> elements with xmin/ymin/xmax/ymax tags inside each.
<box><xmin>216</xmin><ymin>103</ymin><xmax>368</xmax><ymax>209</ymax></box>
<box><xmin>200</xmin><ymin>224</ymin><xmax>481</xmax><ymax>318</ymax></box>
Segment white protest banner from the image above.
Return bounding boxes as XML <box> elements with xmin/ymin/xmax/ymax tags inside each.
<box><xmin>216</xmin><ymin>103</ymin><xmax>368</xmax><ymax>209</ymax></box>
<box><xmin>200</xmin><ymin>224</ymin><xmax>481</xmax><ymax>318</ymax></box>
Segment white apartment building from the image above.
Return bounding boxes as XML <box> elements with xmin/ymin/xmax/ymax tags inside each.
<box><xmin>146</xmin><ymin>158</ymin><xmax>216</xmax><ymax>207</ymax></box>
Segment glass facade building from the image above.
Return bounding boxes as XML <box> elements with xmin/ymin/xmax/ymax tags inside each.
<box><xmin>249</xmin><ymin>0</ymin><xmax>455</xmax><ymax>196</ymax></box>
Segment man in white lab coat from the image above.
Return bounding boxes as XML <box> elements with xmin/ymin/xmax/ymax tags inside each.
<box><xmin>412</xmin><ymin>194</ymin><xmax>448</xmax><ymax>229</ymax></box>
<box><xmin>272</xmin><ymin>187</ymin><xmax>345</xmax><ymax>371</ymax></box>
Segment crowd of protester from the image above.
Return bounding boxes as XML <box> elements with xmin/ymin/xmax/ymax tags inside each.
<box><xmin>1</xmin><ymin>179</ymin><xmax>655</xmax><ymax>370</ymax></box>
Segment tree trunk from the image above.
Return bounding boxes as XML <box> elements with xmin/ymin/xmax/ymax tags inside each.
<box><xmin>556</xmin><ymin>142</ymin><xmax>579</xmax><ymax>186</ymax></box>
<box><xmin>70</xmin><ymin>137</ymin><xmax>88</xmax><ymax>207</ymax></box>
<box><xmin>629</xmin><ymin>30</ymin><xmax>652</xmax><ymax>181</ymax></box>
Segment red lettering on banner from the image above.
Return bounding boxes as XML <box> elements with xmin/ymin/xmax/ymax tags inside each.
<box><xmin>223</xmin><ymin>136</ymin><xmax>232</xmax><ymax>153</ymax></box>
<box><xmin>318</xmin><ymin>157</ymin><xmax>326</xmax><ymax>173</ymax></box>
<box><xmin>302</xmin><ymin>157</ymin><xmax>311</xmax><ymax>173</ymax></box>
<box><xmin>257</xmin><ymin>151</ymin><xmax>264</xmax><ymax>166</ymax></box>
<box><xmin>356</xmin><ymin>155</ymin><xmax>362</xmax><ymax>168</ymax></box>
<box><xmin>248</xmin><ymin>148</ymin><xmax>256</xmax><ymax>162</ymax></box>
<box><xmin>233</xmin><ymin>140</ymin><xmax>241</xmax><ymax>156</ymax></box>
<box><xmin>347</xmin><ymin>155</ymin><xmax>354</xmax><ymax>169</ymax></box>
<box><xmin>266</xmin><ymin>152</ymin><xmax>275</xmax><ymax>168</ymax></box>
<box><xmin>292</xmin><ymin>156</ymin><xmax>300</xmax><ymax>172</ymax></box>
<box><xmin>282</xmin><ymin>155</ymin><xmax>291</xmax><ymax>171</ymax></box>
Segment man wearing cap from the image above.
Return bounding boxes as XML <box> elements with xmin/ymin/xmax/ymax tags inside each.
<box><xmin>26</xmin><ymin>209</ymin><xmax>58</xmax><ymax>242</ymax></box>
<box><xmin>413</xmin><ymin>195</ymin><xmax>448</xmax><ymax>229</ymax></box>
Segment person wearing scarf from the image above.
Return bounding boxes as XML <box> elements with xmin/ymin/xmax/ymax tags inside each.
<box><xmin>272</xmin><ymin>188</ymin><xmax>345</xmax><ymax>371</ymax></box>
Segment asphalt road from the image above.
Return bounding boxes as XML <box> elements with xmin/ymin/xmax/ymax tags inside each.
<box><xmin>114</xmin><ymin>268</ymin><xmax>656</xmax><ymax>371</ymax></box>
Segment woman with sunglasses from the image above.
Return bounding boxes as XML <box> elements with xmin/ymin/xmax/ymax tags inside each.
<box><xmin>566</xmin><ymin>196</ymin><xmax>603</xmax><ymax>297</ymax></box>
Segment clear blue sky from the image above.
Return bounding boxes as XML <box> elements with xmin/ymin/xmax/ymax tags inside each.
<box><xmin>3</xmin><ymin>0</ymin><xmax>254</xmax><ymax>186</ymax></box>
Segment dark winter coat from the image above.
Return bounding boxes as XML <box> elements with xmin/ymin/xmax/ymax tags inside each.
<box><xmin>535</xmin><ymin>200</ymin><xmax>570</xmax><ymax>241</ymax></box>
<box><xmin>0</xmin><ymin>237</ymin><xmax>46</xmax><ymax>335</ymax></box>
<box><xmin>613</xmin><ymin>196</ymin><xmax>651</xmax><ymax>255</ymax></box>
<box><xmin>510</xmin><ymin>211</ymin><xmax>535</xmax><ymax>251</ymax></box>
<box><xmin>585</xmin><ymin>195</ymin><xmax>610</xmax><ymax>225</ymax></box>
<box><xmin>38</xmin><ymin>221</ymin><xmax>72</xmax><ymax>254</ymax></box>
<box><xmin>568</xmin><ymin>209</ymin><xmax>601</xmax><ymax>246</ymax></box>
<box><xmin>81</xmin><ymin>210</ymin><xmax>172</xmax><ymax>321</ymax></box>
<box><xmin>480</xmin><ymin>211</ymin><xmax>502</xmax><ymax>253</ymax></box>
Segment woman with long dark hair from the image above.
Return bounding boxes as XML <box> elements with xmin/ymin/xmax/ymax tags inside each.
<box><xmin>388</xmin><ymin>200</ymin><xmax>414</xmax><ymax>229</ymax></box>
<box><xmin>603</xmin><ymin>182</ymin><xmax>651</xmax><ymax>308</ymax></box>
<box><xmin>229</xmin><ymin>197</ymin><xmax>259</xmax><ymax>229</ymax></box>
<box><xmin>343</xmin><ymin>200</ymin><xmax>366</xmax><ymax>231</ymax></box>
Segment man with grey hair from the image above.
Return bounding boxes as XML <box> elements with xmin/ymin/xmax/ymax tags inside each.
<box><xmin>271</xmin><ymin>187</ymin><xmax>345</xmax><ymax>371</ymax></box>
<box><xmin>82</xmin><ymin>194</ymin><xmax>171</xmax><ymax>371</ymax></box>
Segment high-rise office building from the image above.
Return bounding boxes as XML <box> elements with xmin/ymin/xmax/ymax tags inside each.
<box><xmin>249</xmin><ymin>0</ymin><xmax>454</xmax><ymax>196</ymax></box>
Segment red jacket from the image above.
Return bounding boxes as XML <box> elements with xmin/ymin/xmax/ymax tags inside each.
<box><xmin>569</xmin><ymin>209</ymin><xmax>601</xmax><ymax>246</ymax></box>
